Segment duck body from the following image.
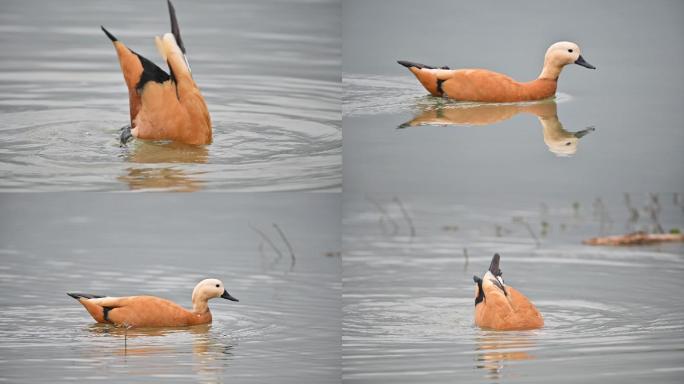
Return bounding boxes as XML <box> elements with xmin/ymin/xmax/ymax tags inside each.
<box><xmin>399</xmin><ymin>41</ymin><xmax>595</xmax><ymax>102</ymax></box>
<box><xmin>102</xmin><ymin>0</ymin><xmax>211</xmax><ymax>145</ymax></box>
<box><xmin>473</xmin><ymin>254</ymin><xmax>543</xmax><ymax>330</ymax></box>
<box><xmin>399</xmin><ymin>64</ymin><xmax>558</xmax><ymax>102</ymax></box>
<box><xmin>68</xmin><ymin>294</ymin><xmax>212</xmax><ymax>327</ymax></box>
<box><xmin>68</xmin><ymin>278</ymin><xmax>238</xmax><ymax>328</ymax></box>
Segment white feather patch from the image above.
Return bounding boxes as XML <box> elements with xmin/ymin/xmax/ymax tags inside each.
<box><xmin>155</xmin><ymin>36</ymin><xmax>167</xmax><ymax>62</ymax></box>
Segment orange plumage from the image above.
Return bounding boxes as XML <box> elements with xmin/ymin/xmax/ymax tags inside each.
<box><xmin>102</xmin><ymin>0</ymin><xmax>211</xmax><ymax>145</ymax></box>
<box><xmin>399</xmin><ymin>41</ymin><xmax>595</xmax><ymax>102</ymax></box>
<box><xmin>68</xmin><ymin>278</ymin><xmax>238</xmax><ymax>328</ymax></box>
<box><xmin>473</xmin><ymin>254</ymin><xmax>543</xmax><ymax>330</ymax></box>
<box><xmin>397</xmin><ymin>101</ymin><xmax>595</xmax><ymax>156</ymax></box>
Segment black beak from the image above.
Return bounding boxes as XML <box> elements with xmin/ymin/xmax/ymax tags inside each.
<box><xmin>221</xmin><ymin>290</ymin><xmax>239</xmax><ymax>302</ymax></box>
<box><xmin>573</xmin><ymin>126</ymin><xmax>596</xmax><ymax>138</ymax></box>
<box><xmin>575</xmin><ymin>55</ymin><xmax>596</xmax><ymax>69</ymax></box>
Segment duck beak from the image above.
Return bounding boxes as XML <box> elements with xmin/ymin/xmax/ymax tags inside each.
<box><xmin>575</xmin><ymin>55</ymin><xmax>596</xmax><ymax>69</ymax></box>
<box><xmin>221</xmin><ymin>290</ymin><xmax>239</xmax><ymax>302</ymax></box>
<box><xmin>573</xmin><ymin>126</ymin><xmax>596</xmax><ymax>138</ymax></box>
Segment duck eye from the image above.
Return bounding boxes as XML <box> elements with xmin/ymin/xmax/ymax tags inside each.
<box><xmin>568</xmin><ymin>49</ymin><xmax>573</xmax><ymax>53</ymax></box>
<box><xmin>215</xmin><ymin>284</ymin><xmax>220</xmax><ymax>288</ymax></box>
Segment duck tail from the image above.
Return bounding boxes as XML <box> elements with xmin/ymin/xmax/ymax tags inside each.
<box><xmin>67</xmin><ymin>292</ymin><xmax>104</xmax><ymax>300</ymax></box>
<box><xmin>101</xmin><ymin>26</ymin><xmax>118</xmax><ymax>42</ymax></box>
<box><xmin>397</xmin><ymin>60</ymin><xmax>435</xmax><ymax>69</ymax></box>
<box><xmin>397</xmin><ymin>61</ymin><xmax>450</xmax><ymax>70</ymax></box>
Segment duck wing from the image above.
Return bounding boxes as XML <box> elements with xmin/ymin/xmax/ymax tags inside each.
<box><xmin>101</xmin><ymin>26</ymin><xmax>171</xmax><ymax>125</ymax></box>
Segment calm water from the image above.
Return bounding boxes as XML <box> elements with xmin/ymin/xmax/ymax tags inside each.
<box><xmin>0</xmin><ymin>0</ymin><xmax>341</xmax><ymax>191</ymax></box>
<box><xmin>0</xmin><ymin>194</ymin><xmax>341</xmax><ymax>383</ymax></box>
<box><xmin>342</xmin><ymin>193</ymin><xmax>684</xmax><ymax>383</ymax></box>
<box><xmin>342</xmin><ymin>0</ymin><xmax>684</xmax><ymax>194</ymax></box>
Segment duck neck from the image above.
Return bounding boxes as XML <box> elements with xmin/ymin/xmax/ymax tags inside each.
<box><xmin>538</xmin><ymin>114</ymin><xmax>568</xmax><ymax>140</ymax></box>
<box><xmin>192</xmin><ymin>296</ymin><xmax>210</xmax><ymax>314</ymax></box>
<box><xmin>538</xmin><ymin>61</ymin><xmax>564</xmax><ymax>81</ymax></box>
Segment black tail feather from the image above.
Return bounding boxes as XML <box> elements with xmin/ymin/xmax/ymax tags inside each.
<box><xmin>101</xmin><ymin>26</ymin><xmax>117</xmax><ymax>42</ymax></box>
<box><xmin>67</xmin><ymin>292</ymin><xmax>104</xmax><ymax>300</ymax></box>
<box><xmin>488</xmin><ymin>253</ymin><xmax>502</xmax><ymax>277</ymax></box>
<box><xmin>167</xmin><ymin>0</ymin><xmax>186</xmax><ymax>53</ymax></box>
<box><xmin>397</xmin><ymin>60</ymin><xmax>435</xmax><ymax>69</ymax></box>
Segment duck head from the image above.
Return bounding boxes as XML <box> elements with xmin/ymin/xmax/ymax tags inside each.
<box><xmin>191</xmin><ymin>278</ymin><xmax>238</xmax><ymax>313</ymax></box>
<box><xmin>539</xmin><ymin>108</ymin><xmax>596</xmax><ymax>156</ymax></box>
<box><xmin>540</xmin><ymin>41</ymin><xmax>595</xmax><ymax>80</ymax></box>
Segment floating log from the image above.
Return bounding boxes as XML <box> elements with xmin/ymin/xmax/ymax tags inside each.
<box><xmin>583</xmin><ymin>231</ymin><xmax>684</xmax><ymax>246</ymax></box>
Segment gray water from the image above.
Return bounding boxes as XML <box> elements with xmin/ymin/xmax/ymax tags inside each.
<box><xmin>342</xmin><ymin>193</ymin><xmax>684</xmax><ymax>383</ymax></box>
<box><xmin>342</xmin><ymin>0</ymin><xmax>684</xmax><ymax>195</ymax></box>
<box><xmin>1</xmin><ymin>0</ymin><xmax>684</xmax><ymax>383</ymax></box>
<box><xmin>0</xmin><ymin>193</ymin><xmax>341</xmax><ymax>383</ymax></box>
<box><xmin>0</xmin><ymin>0</ymin><xmax>341</xmax><ymax>191</ymax></box>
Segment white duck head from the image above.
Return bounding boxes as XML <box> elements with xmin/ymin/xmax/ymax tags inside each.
<box><xmin>540</xmin><ymin>41</ymin><xmax>595</xmax><ymax>80</ymax></box>
<box><xmin>191</xmin><ymin>278</ymin><xmax>238</xmax><ymax>313</ymax></box>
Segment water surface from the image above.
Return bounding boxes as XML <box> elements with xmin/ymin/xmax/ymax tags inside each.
<box><xmin>0</xmin><ymin>0</ymin><xmax>341</xmax><ymax>191</ymax></box>
<box><xmin>342</xmin><ymin>192</ymin><xmax>684</xmax><ymax>383</ymax></box>
<box><xmin>0</xmin><ymin>193</ymin><xmax>341</xmax><ymax>383</ymax></box>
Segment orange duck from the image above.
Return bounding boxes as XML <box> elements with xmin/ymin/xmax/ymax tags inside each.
<box><xmin>399</xmin><ymin>41</ymin><xmax>595</xmax><ymax>102</ymax></box>
<box><xmin>68</xmin><ymin>278</ymin><xmax>238</xmax><ymax>328</ymax></box>
<box><xmin>102</xmin><ymin>0</ymin><xmax>211</xmax><ymax>146</ymax></box>
<box><xmin>473</xmin><ymin>254</ymin><xmax>543</xmax><ymax>330</ymax></box>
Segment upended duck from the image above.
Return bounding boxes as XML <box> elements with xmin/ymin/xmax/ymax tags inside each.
<box><xmin>102</xmin><ymin>0</ymin><xmax>211</xmax><ymax>146</ymax></box>
<box><xmin>68</xmin><ymin>278</ymin><xmax>238</xmax><ymax>328</ymax></box>
<box><xmin>399</xmin><ymin>41</ymin><xmax>595</xmax><ymax>102</ymax></box>
<box><xmin>473</xmin><ymin>254</ymin><xmax>543</xmax><ymax>330</ymax></box>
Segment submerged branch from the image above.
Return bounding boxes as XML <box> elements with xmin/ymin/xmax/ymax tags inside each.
<box><xmin>366</xmin><ymin>195</ymin><xmax>399</xmax><ymax>235</ymax></box>
<box><xmin>512</xmin><ymin>216</ymin><xmax>540</xmax><ymax>246</ymax></box>
<box><xmin>393</xmin><ymin>196</ymin><xmax>416</xmax><ymax>237</ymax></box>
<box><xmin>273</xmin><ymin>223</ymin><xmax>296</xmax><ymax>269</ymax></box>
<box><xmin>249</xmin><ymin>223</ymin><xmax>284</xmax><ymax>260</ymax></box>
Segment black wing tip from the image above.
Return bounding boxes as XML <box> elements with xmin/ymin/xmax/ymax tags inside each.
<box><xmin>67</xmin><ymin>292</ymin><xmax>103</xmax><ymax>300</ymax></box>
<box><xmin>397</xmin><ymin>60</ymin><xmax>435</xmax><ymax>69</ymax></box>
<box><xmin>167</xmin><ymin>0</ymin><xmax>186</xmax><ymax>54</ymax></box>
<box><xmin>473</xmin><ymin>276</ymin><xmax>485</xmax><ymax>306</ymax></box>
<box><xmin>397</xmin><ymin>60</ymin><xmax>417</xmax><ymax>68</ymax></box>
<box><xmin>488</xmin><ymin>253</ymin><xmax>502</xmax><ymax>276</ymax></box>
<box><xmin>167</xmin><ymin>0</ymin><xmax>176</xmax><ymax>17</ymax></box>
<box><xmin>101</xmin><ymin>26</ymin><xmax>118</xmax><ymax>42</ymax></box>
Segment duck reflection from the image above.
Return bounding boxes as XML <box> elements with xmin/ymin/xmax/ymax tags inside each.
<box><xmin>399</xmin><ymin>99</ymin><xmax>594</xmax><ymax>156</ymax></box>
<box><xmin>475</xmin><ymin>331</ymin><xmax>536</xmax><ymax>380</ymax></box>
<box><xmin>86</xmin><ymin>323</ymin><xmax>233</xmax><ymax>380</ymax></box>
<box><xmin>117</xmin><ymin>141</ymin><xmax>209</xmax><ymax>191</ymax></box>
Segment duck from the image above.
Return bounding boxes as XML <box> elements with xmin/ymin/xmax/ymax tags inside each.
<box><xmin>398</xmin><ymin>100</ymin><xmax>595</xmax><ymax>156</ymax></box>
<box><xmin>398</xmin><ymin>41</ymin><xmax>595</xmax><ymax>102</ymax></box>
<box><xmin>473</xmin><ymin>254</ymin><xmax>543</xmax><ymax>330</ymax></box>
<box><xmin>102</xmin><ymin>0</ymin><xmax>211</xmax><ymax>146</ymax></box>
<box><xmin>67</xmin><ymin>278</ymin><xmax>238</xmax><ymax>328</ymax></box>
